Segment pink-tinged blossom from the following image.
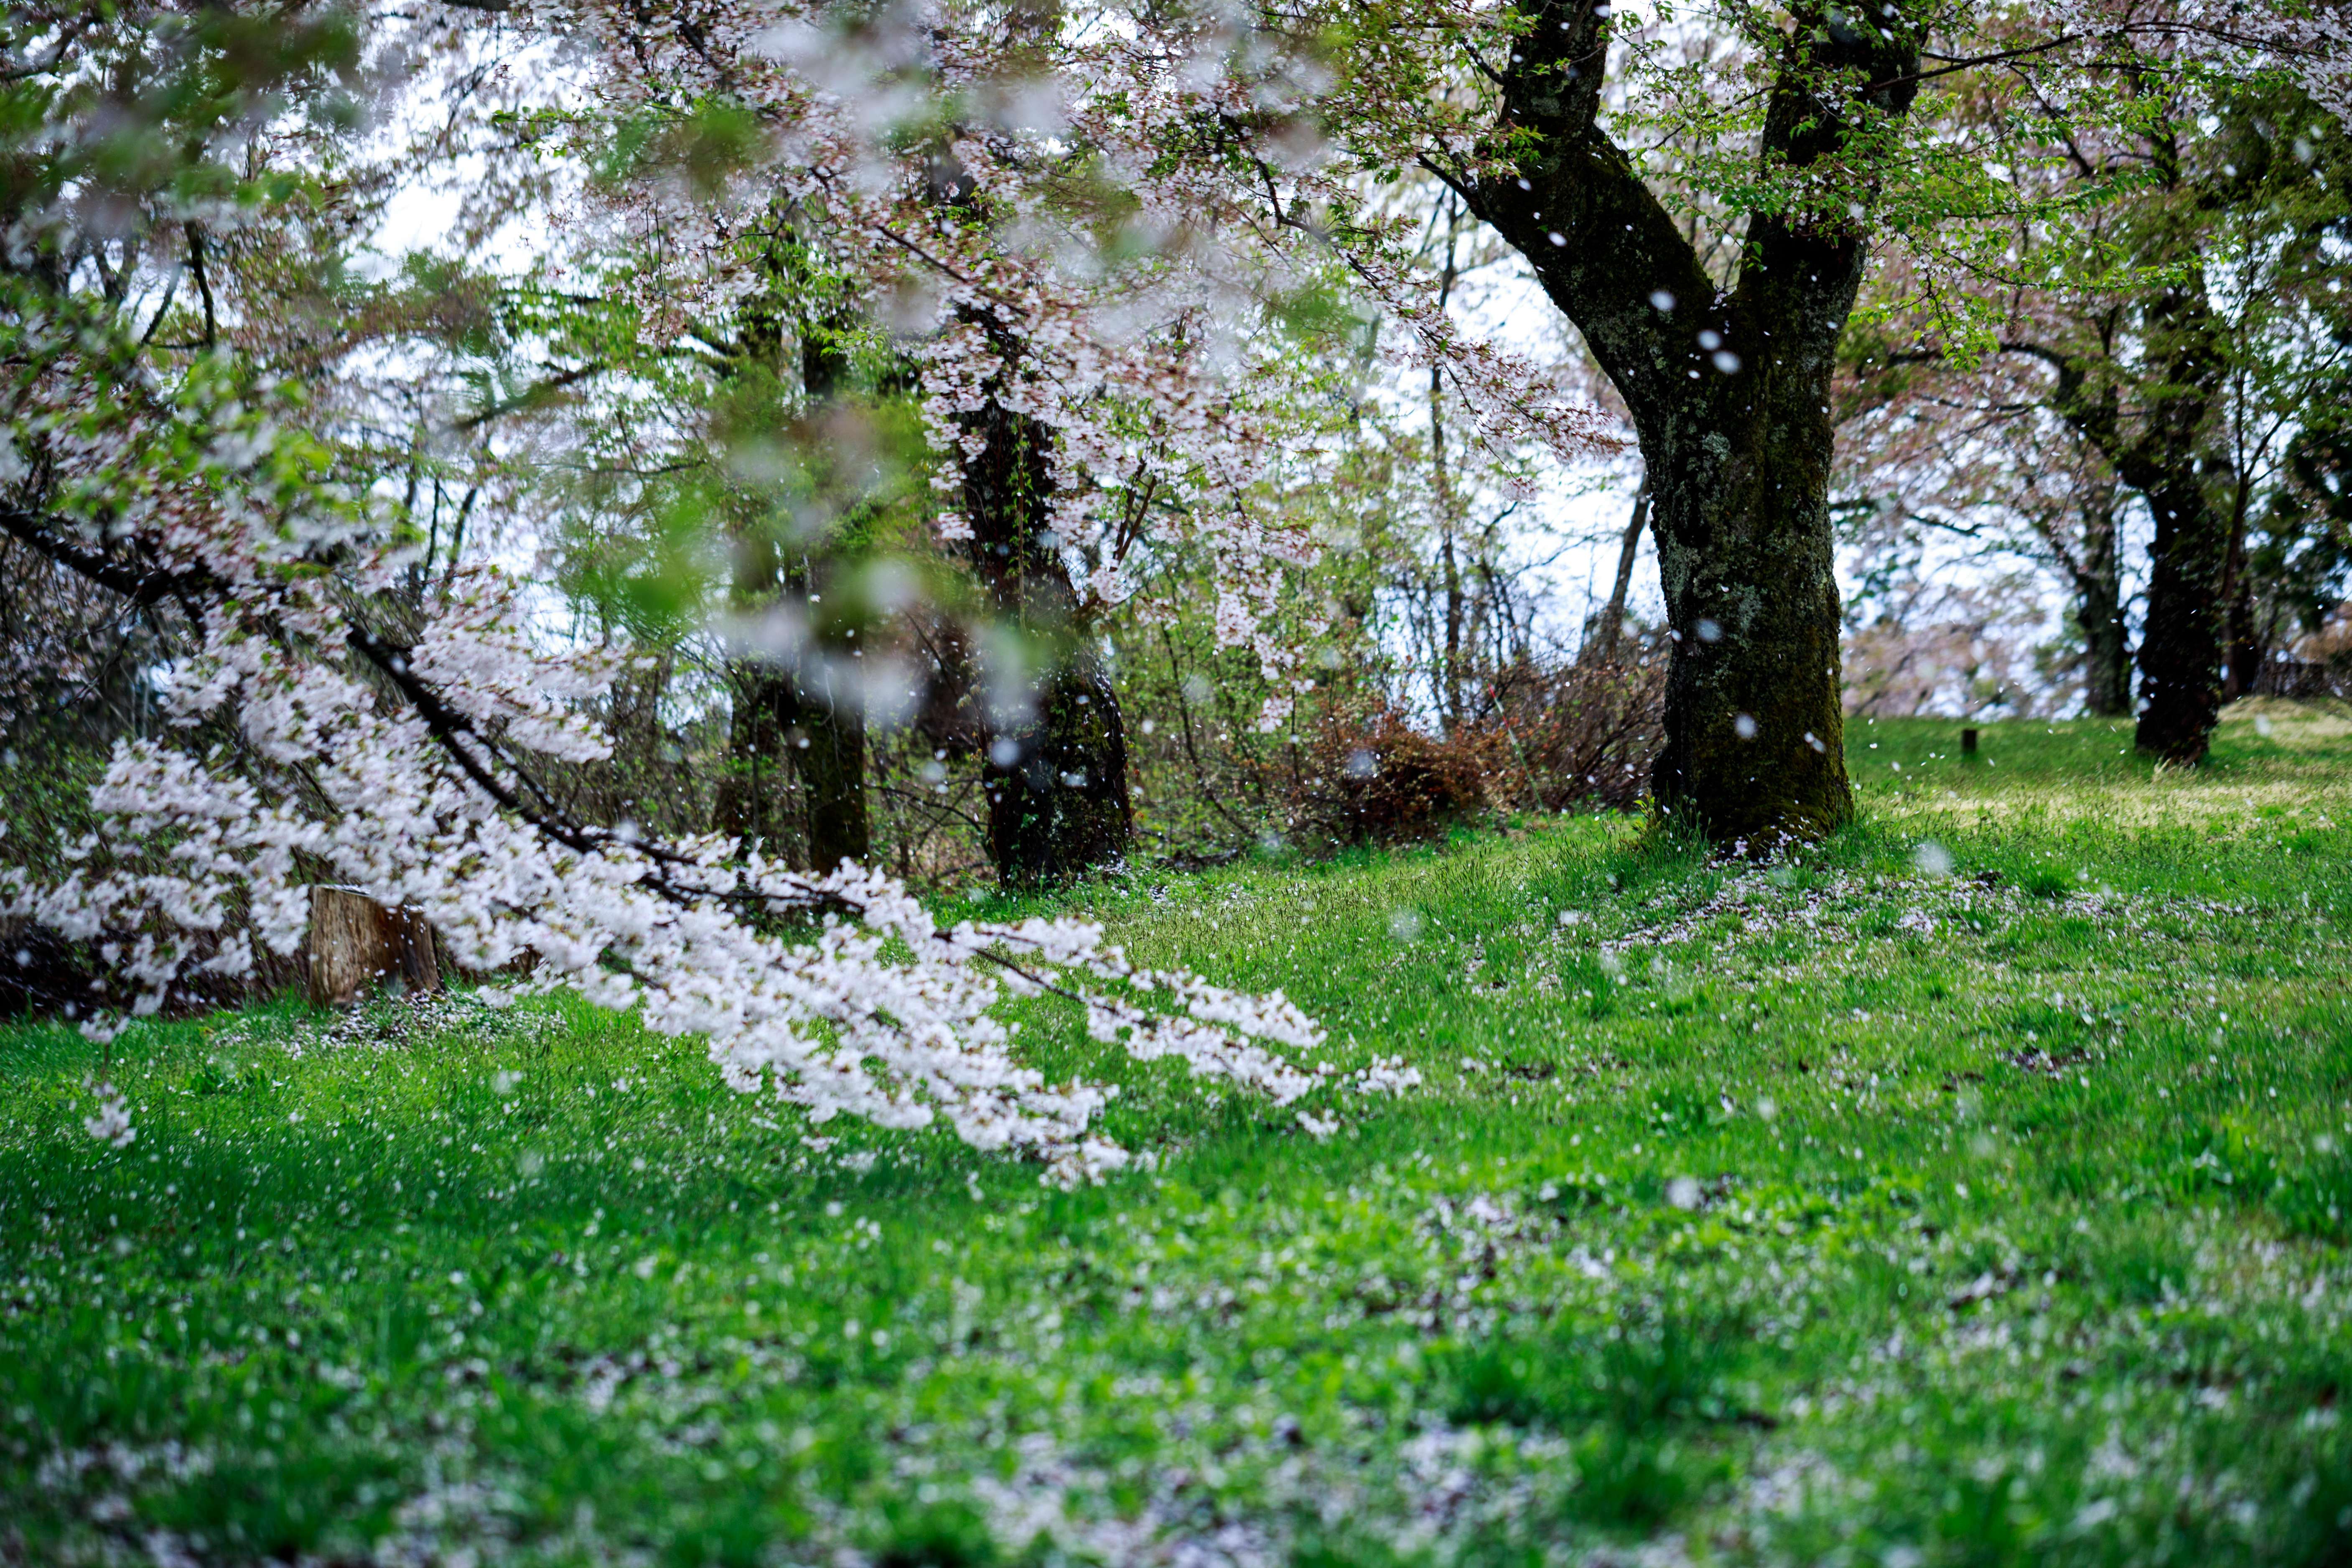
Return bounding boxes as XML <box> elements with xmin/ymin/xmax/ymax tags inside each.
<box><xmin>3</xmin><ymin>507</ymin><xmax>1332</xmax><ymax>1182</ymax></box>
<box><xmin>83</xmin><ymin>1085</ymin><xmax>134</xmax><ymax>1150</ymax></box>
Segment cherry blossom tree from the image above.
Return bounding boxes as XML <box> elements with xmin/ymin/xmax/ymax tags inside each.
<box><xmin>8</xmin><ymin>0</ymin><xmax>1625</xmax><ymax>1162</ymax></box>
<box><xmin>1285</xmin><ymin>0</ymin><xmax>2349</xmax><ymax>826</ymax></box>
<box><xmin>0</xmin><ymin>0</ymin><xmax>1372</xmax><ymax>1171</ymax></box>
<box><xmin>513</xmin><ymin>0</ymin><xmax>1609</xmax><ymax>883</ymax></box>
<box><xmin>1835</xmin><ymin>3</ymin><xmax>2352</xmax><ymax>750</ymax></box>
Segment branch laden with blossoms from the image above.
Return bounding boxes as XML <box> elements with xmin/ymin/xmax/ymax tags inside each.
<box><xmin>0</xmin><ymin>494</ymin><xmax>1326</xmax><ymax>1184</ymax></box>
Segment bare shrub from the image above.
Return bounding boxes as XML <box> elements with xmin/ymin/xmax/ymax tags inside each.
<box><xmin>1483</xmin><ymin>639</ymin><xmax>1667</xmax><ymax>813</ymax></box>
<box><xmin>1286</xmin><ymin>705</ymin><xmax>1497</xmax><ymax>849</ymax></box>
<box><xmin>1280</xmin><ymin>639</ymin><xmax>1666</xmax><ymax>849</ymax></box>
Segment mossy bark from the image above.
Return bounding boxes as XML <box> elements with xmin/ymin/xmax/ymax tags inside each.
<box><xmin>959</xmin><ymin>372</ymin><xmax>1131</xmax><ymax>887</ymax></box>
<box><xmin>1465</xmin><ymin>0</ymin><xmax>1919</xmax><ymax>846</ymax></box>
<box><xmin>1640</xmin><ymin>387</ymin><xmax>1854</xmax><ymax>845</ymax></box>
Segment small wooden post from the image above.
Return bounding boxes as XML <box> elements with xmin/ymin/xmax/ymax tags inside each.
<box><xmin>1960</xmin><ymin>727</ymin><xmax>1980</xmax><ymax>757</ymax></box>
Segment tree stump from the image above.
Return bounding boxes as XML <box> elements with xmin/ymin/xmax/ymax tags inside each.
<box><xmin>306</xmin><ymin>886</ymin><xmax>441</xmax><ymax>1007</ymax></box>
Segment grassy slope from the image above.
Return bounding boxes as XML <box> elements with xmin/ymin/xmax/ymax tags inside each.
<box><xmin>4</xmin><ymin>702</ymin><xmax>2351</xmax><ymax>1567</ymax></box>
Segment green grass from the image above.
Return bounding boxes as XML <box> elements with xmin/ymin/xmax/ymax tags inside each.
<box><xmin>5</xmin><ymin>703</ymin><xmax>2352</xmax><ymax>1566</ymax></box>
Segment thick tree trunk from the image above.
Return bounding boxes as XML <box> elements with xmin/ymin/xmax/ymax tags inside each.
<box><xmin>960</xmin><ymin>372</ymin><xmax>1131</xmax><ymax>887</ymax></box>
<box><xmin>1641</xmin><ymin>371</ymin><xmax>1853</xmax><ymax>845</ymax></box>
<box><xmin>983</xmin><ymin>649</ymin><xmax>1132</xmax><ymax>885</ymax></box>
<box><xmin>306</xmin><ymin>886</ymin><xmax>440</xmax><ymax>1007</ymax></box>
<box><xmin>2114</xmin><ymin>280</ymin><xmax>2230</xmax><ymax>764</ymax></box>
<box><xmin>2134</xmin><ymin>466</ymin><xmax>2230</xmax><ymax>760</ymax></box>
<box><xmin>1461</xmin><ymin>0</ymin><xmax>1917</xmax><ymax>847</ymax></box>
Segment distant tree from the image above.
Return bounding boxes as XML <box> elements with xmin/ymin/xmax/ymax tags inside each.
<box><xmin>1841</xmin><ymin>16</ymin><xmax>2352</xmax><ymax>753</ymax></box>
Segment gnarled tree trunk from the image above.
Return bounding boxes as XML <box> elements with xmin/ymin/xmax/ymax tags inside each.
<box><xmin>306</xmin><ymin>885</ymin><xmax>439</xmax><ymax>1007</ymax></box>
<box><xmin>1463</xmin><ymin>0</ymin><xmax>1918</xmax><ymax>845</ymax></box>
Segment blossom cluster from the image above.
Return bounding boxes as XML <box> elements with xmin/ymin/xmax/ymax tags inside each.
<box><xmin>528</xmin><ymin>0</ymin><xmax>1608</xmax><ymax>687</ymax></box>
<box><xmin>4</xmin><ymin>478</ymin><xmax>1328</xmax><ymax>1182</ymax></box>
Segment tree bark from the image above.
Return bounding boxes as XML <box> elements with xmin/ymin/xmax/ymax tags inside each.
<box><xmin>959</xmin><ymin>361</ymin><xmax>1132</xmax><ymax>886</ymax></box>
<box><xmin>2131</xmin><ymin>448</ymin><xmax>2230</xmax><ymax>760</ymax></box>
<box><xmin>306</xmin><ymin>885</ymin><xmax>440</xmax><ymax>1007</ymax></box>
<box><xmin>1462</xmin><ymin>0</ymin><xmax>1917</xmax><ymax>845</ymax></box>
<box><xmin>2126</xmin><ymin>271</ymin><xmax>2233</xmax><ymax>761</ymax></box>
<box><xmin>2025</xmin><ymin>336</ymin><xmax>2229</xmax><ymax>754</ymax></box>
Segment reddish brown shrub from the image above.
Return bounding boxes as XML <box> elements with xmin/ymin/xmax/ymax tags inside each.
<box><xmin>1280</xmin><ymin>641</ymin><xmax>1665</xmax><ymax>850</ymax></box>
<box><xmin>1285</xmin><ymin>708</ymin><xmax>1495</xmax><ymax>849</ymax></box>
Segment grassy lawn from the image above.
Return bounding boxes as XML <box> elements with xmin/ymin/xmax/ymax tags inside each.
<box><xmin>5</xmin><ymin>702</ymin><xmax>2352</xmax><ymax>1567</ymax></box>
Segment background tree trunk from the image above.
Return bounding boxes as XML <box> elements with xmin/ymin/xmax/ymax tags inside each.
<box><xmin>960</xmin><ymin>375</ymin><xmax>1131</xmax><ymax>886</ymax></box>
<box><xmin>983</xmin><ymin>650</ymin><xmax>1132</xmax><ymax>886</ymax></box>
<box><xmin>2134</xmin><ymin>463</ymin><xmax>2230</xmax><ymax>760</ymax></box>
<box><xmin>712</xmin><ymin>274</ymin><xmax>872</xmax><ymax>868</ymax></box>
<box><xmin>1592</xmin><ymin>474</ymin><xmax>1648</xmax><ymax>663</ymax></box>
<box><xmin>2032</xmin><ymin>123</ymin><xmax>2232</xmax><ymax>764</ymax></box>
<box><xmin>793</xmin><ymin>564</ymin><xmax>871</xmax><ymax>872</ymax></box>
<box><xmin>2220</xmin><ymin>519</ymin><xmax>2263</xmax><ymax>701</ymax></box>
<box><xmin>306</xmin><ymin>886</ymin><xmax>439</xmax><ymax>1007</ymax></box>
<box><xmin>2115</xmin><ymin>279</ymin><xmax>2231</xmax><ymax>764</ymax></box>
